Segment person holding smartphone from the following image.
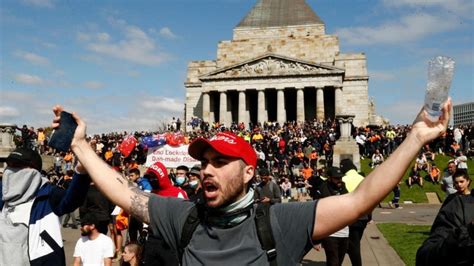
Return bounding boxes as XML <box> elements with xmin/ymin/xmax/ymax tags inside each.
<box><xmin>51</xmin><ymin>100</ymin><xmax>451</xmax><ymax>265</ymax></box>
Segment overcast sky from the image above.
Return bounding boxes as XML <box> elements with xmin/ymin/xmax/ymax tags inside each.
<box><xmin>1</xmin><ymin>0</ymin><xmax>473</xmax><ymax>134</ymax></box>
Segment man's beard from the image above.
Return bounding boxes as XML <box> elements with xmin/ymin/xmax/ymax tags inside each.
<box><xmin>219</xmin><ymin>168</ymin><xmax>247</xmax><ymax>208</ymax></box>
<box><xmin>81</xmin><ymin>229</ymin><xmax>92</xmax><ymax>236</ymax></box>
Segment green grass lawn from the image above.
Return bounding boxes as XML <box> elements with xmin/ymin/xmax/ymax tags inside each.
<box><xmin>377</xmin><ymin>223</ymin><xmax>431</xmax><ymax>266</ymax></box>
<box><xmin>360</xmin><ymin>155</ymin><xmax>474</xmax><ymax>203</ymax></box>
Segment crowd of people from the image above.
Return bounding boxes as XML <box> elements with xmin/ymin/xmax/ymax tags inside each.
<box><xmin>2</xmin><ymin>104</ymin><xmax>472</xmax><ymax>265</ymax></box>
<box><xmin>17</xmin><ymin>118</ymin><xmax>473</xmax><ymax>186</ymax></box>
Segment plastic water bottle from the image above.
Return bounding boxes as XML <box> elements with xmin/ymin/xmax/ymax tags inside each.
<box><xmin>424</xmin><ymin>56</ymin><xmax>455</xmax><ymax>122</ymax></box>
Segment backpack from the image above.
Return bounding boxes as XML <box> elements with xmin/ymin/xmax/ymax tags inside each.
<box><xmin>143</xmin><ymin>202</ymin><xmax>277</xmax><ymax>266</ymax></box>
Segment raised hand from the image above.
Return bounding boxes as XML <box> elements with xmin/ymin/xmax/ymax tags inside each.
<box><xmin>52</xmin><ymin>105</ymin><xmax>87</xmax><ymax>149</ymax></box>
<box><xmin>410</xmin><ymin>98</ymin><xmax>452</xmax><ymax>146</ymax></box>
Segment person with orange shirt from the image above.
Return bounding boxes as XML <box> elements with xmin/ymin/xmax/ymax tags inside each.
<box><xmin>128</xmin><ymin>159</ymin><xmax>139</xmax><ymax>170</ymax></box>
<box><xmin>450</xmin><ymin>141</ymin><xmax>461</xmax><ymax>155</ymax></box>
<box><xmin>104</xmin><ymin>147</ymin><xmax>113</xmax><ymax>164</ymax></box>
<box><xmin>64</xmin><ymin>150</ymin><xmax>74</xmax><ymax>171</ymax></box>
<box><xmin>300</xmin><ymin>163</ymin><xmax>314</xmax><ymax>181</ymax></box>
<box><xmin>429</xmin><ymin>163</ymin><xmax>441</xmax><ymax>184</ymax></box>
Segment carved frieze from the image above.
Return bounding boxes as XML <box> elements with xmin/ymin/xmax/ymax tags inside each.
<box><xmin>201</xmin><ymin>55</ymin><xmax>343</xmax><ymax>81</ymax></box>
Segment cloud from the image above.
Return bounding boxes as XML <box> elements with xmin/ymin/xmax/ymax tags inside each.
<box><xmin>378</xmin><ymin>99</ymin><xmax>423</xmax><ymax>125</ymax></box>
<box><xmin>40</xmin><ymin>41</ymin><xmax>56</xmax><ymax>49</ymax></box>
<box><xmin>127</xmin><ymin>70</ymin><xmax>141</xmax><ymax>77</ymax></box>
<box><xmin>76</xmin><ymin>32</ymin><xmax>92</xmax><ymax>42</ymax></box>
<box><xmin>22</xmin><ymin>0</ymin><xmax>54</xmax><ymax>8</ymax></box>
<box><xmin>159</xmin><ymin>27</ymin><xmax>177</xmax><ymax>39</ymax></box>
<box><xmin>14</xmin><ymin>50</ymin><xmax>50</xmax><ymax>65</ymax></box>
<box><xmin>0</xmin><ymin>91</ymin><xmax>53</xmax><ymax>127</ymax></box>
<box><xmin>0</xmin><ymin>106</ymin><xmax>20</xmax><ymax>119</ymax></box>
<box><xmin>383</xmin><ymin>0</ymin><xmax>474</xmax><ymax>18</ymax></box>
<box><xmin>336</xmin><ymin>13</ymin><xmax>459</xmax><ymax>45</ymax></box>
<box><xmin>369</xmin><ymin>70</ymin><xmax>396</xmax><ymax>81</ymax></box>
<box><xmin>2</xmin><ymin>83</ymin><xmax>183</xmax><ymax>134</ymax></box>
<box><xmin>14</xmin><ymin>73</ymin><xmax>48</xmax><ymax>86</ymax></box>
<box><xmin>83</xmin><ymin>81</ymin><xmax>104</xmax><ymax>89</ymax></box>
<box><xmin>141</xmin><ymin>96</ymin><xmax>184</xmax><ymax>113</ymax></box>
<box><xmin>96</xmin><ymin>32</ymin><xmax>110</xmax><ymax>42</ymax></box>
<box><xmin>66</xmin><ymin>94</ymin><xmax>185</xmax><ymax>134</ymax></box>
<box><xmin>78</xmin><ymin>19</ymin><xmax>170</xmax><ymax>66</ymax></box>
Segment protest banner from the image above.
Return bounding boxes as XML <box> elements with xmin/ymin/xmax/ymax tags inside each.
<box><xmin>145</xmin><ymin>144</ymin><xmax>199</xmax><ymax>168</ymax></box>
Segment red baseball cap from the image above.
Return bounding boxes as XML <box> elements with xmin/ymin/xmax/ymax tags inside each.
<box><xmin>188</xmin><ymin>132</ymin><xmax>257</xmax><ymax>168</ymax></box>
<box><xmin>145</xmin><ymin>161</ymin><xmax>168</xmax><ymax>179</ymax></box>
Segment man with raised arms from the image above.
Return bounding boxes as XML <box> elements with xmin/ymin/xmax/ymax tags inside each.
<box><xmin>52</xmin><ymin>99</ymin><xmax>451</xmax><ymax>265</ymax></box>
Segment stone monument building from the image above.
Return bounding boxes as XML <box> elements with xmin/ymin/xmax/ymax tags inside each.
<box><xmin>185</xmin><ymin>0</ymin><xmax>373</xmax><ymax>130</ymax></box>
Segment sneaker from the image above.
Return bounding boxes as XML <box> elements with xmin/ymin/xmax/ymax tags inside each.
<box><xmin>388</xmin><ymin>202</ymin><xmax>394</xmax><ymax>209</ymax></box>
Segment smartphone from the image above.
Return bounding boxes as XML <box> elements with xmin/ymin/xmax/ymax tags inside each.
<box><xmin>49</xmin><ymin>111</ymin><xmax>78</xmax><ymax>152</ymax></box>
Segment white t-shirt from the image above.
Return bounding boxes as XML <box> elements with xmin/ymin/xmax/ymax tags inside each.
<box><xmin>330</xmin><ymin>226</ymin><xmax>349</xmax><ymax>238</ymax></box>
<box><xmin>73</xmin><ymin>233</ymin><xmax>115</xmax><ymax>266</ymax></box>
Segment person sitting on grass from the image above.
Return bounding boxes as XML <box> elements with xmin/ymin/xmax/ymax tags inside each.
<box><xmin>422</xmin><ymin>145</ymin><xmax>436</xmax><ymax>161</ymax></box>
<box><xmin>414</xmin><ymin>153</ymin><xmax>431</xmax><ymax>173</ymax></box>
<box><xmin>408</xmin><ymin>169</ymin><xmax>423</xmax><ymax>188</ymax></box>
<box><xmin>450</xmin><ymin>141</ymin><xmax>461</xmax><ymax>156</ymax></box>
<box><xmin>371</xmin><ymin>149</ymin><xmax>384</xmax><ymax>168</ymax></box>
<box><xmin>429</xmin><ymin>163</ymin><xmax>441</xmax><ymax>184</ymax></box>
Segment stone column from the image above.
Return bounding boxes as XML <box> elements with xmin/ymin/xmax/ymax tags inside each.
<box><xmin>296</xmin><ymin>88</ymin><xmax>305</xmax><ymax>122</ymax></box>
<box><xmin>332</xmin><ymin>114</ymin><xmax>360</xmax><ymax>170</ymax></box>
<box><xmin>257</xmin><ymin>90</ymin><xmax>265</xmax><ymax>125</ymax></box>
<box><xmin>335</xmin><ymin>86</ymin><xmax>343</xmax><ymax>115</ymax></box>
<box><xmin>0</xmin><ymin>124</ymin><xmax>17</xmax><ymax>171</ymax></box>
<box><xmin>219</xmin><ymin>91</ymin><xmax>227</xmax><ymax>126</ymax></box>
<box><xmin>316</xmin><ymin>87</ymin><xmax>325</xmax><ymax>121</ymax></box>
<box><xmin>238</xmin><ymin>90</ymin><xmax>246</xmax><ymax>127</ymax></box>
<box><xmin>202</xmin><ymin>92</ymin><xmax>210</xmax><ymax>122</ymax></box>
<box><xmin>277</xmin><ymin>88</ymin><xmax>285</xmax><ymax>125</ymax></box>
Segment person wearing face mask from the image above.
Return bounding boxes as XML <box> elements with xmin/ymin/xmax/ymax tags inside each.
<box><xmin>175</xmin><ymin>165</ymin><xmax>191</xmax><ymax>194</ymax></box>
<box><xmin>187</xmin><ymin>166</ymin><xmax>204</xmax><ymax>204</ymax></box>
<box><xmin>0</xmin><ymin>148</ymin><xmax>90</xmax><ymax>266</ymax></box>
<box><xmin>141</xmin><ymin>162</ymin><xmax>187</xmax><ymax>265</ymax></box>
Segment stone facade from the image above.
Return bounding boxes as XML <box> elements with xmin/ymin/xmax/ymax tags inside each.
<box><xmin>0</xmin><ymin>124</ymin><xmax>17</xmax><ymax>172</ymax></box>
<box><xmin>185</xmin><ymin>0</ymin><xmax>375</xmax><ymax>130</ymax></box>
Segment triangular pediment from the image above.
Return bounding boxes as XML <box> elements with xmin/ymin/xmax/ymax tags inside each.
<box><xmin>200</xmin><ymin>54</ymin><xmax>344</xmax><ymax>81</ymax></box>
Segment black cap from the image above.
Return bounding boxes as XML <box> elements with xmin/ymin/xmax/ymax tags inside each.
<box><xmin>81</xmin><ymin>213</ymin><xmax>99</xmax><ymax>226</ymax></box>
<box><xmin>6</xmin><ymin>148</ymin><xmax>42</xmax><ymax>171</ymax></box>
<box><xmin>327</xmin><ymin>167</ymin><xmax>344</xmax><ymax>178</ymax></box>
<box><xmin>189</xmin><ymin>166</ymin><xmax>201</xmax><ymax>176</ymax></box>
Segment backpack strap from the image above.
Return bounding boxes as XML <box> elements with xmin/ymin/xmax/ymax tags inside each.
<box><xmin>178</xmin><ymin>205</ymin><xmax>201</xmax><ymax>264</ymax></box>
<box><xmin>255</xmin><ymin>203</ymin><xmax>277</xmax><ymax>266</ymax></box>
<box><xmin>178</xmin><ymin>203</ymin><xmax>278</xmax><ymax>266</ymax></box>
